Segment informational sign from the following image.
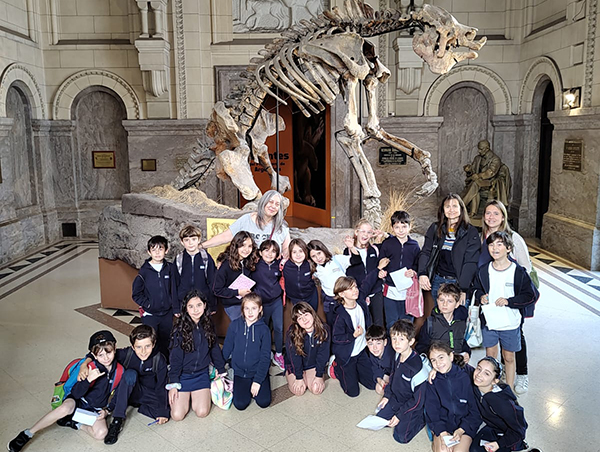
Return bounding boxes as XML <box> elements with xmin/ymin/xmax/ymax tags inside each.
<box><xmin>206</xmin><ymin>217</ymin><xmax>237</xmax><ymax>261</ymax></box>
<box><xmin>92</xmin><ymin>151</ymin><xmax>115</xmax><ymax>169</ymax></box>
<box><xmin>378</xmin><ymin>147</ymin><xmax>407</xmax><ymax>165</ymax></box>
<box><xmin>141</xmin><ymin>159</ymin><xmax>157</xmax><ymax>171</ymax></box>
<box><xmin>563</xmin><ymin>139</ymin><xmax>583</xmax><ymax>172</ymax></box>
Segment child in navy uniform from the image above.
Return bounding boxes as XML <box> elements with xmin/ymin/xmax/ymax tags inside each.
<box><xmin>378</xmin><ymin>211</ymin><xmax>421</xmax><ymax>328</ymax></box>
<box><xmin>176</xmin><ymin>225</ymin><xmax>216</xmax><ymax>313</ymax></box>
<box><xmin>285</xmin><ymin>302</ymin><xmax>330</xmax><ymax>396</ymax></box>
<box><xmin>168</xmin><ymin>291</ymin><xmax>227</xmax><ymax>421</ymax></box>
<box><xmin>365</xmin><ymin>325</ymin><xmax>395</xmax><ymax>395</ymax></box>
<box><xmin>132</xmin><ymin>235</ymin><xmax>178</xmax><ymax>360</ymax></box>
<box><xmin>213</xmin><ymin>231</ymin><xmax>258</xmax><ymax>320</ymax></box>
<box><xmin>283</xmin><ymin>238</ymin><xmax>318</xmax><ymax>311</ymax></box>
<box><xmin>425</xmin><ymin>341</ymin><xmax>481</xmax><ymax>452</ymax></box>
<box><xmin>252</xmin><ymin>239</ymin><xmax>285</xmax><ymax>370</ymax></box>
<box><xmin>222</xmin><ymin>293</ymin><xmax>272</xmax><ymax>410</ymax></box>
<box><xmin>8</xmin><ymin>331</ymin><xmax>123</xmax><ymax>452</ymax></box>
<box><xmin>376</xmin><ymin>320</ymin><xmax>427</xmax><ymax>444</ymax></box>
<box><xmin>416</xmin><ymin>283</ymin><xmax>471</xmax><ymax>362</ymax></box>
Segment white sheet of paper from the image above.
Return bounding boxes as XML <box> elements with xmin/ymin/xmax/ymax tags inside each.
<box><xmin>228</xmin><ymin>274</ymin><xmax>256</xmax><ymax>299</ymax></box>
<box><xmin>72</xmin><ymin>408</ymin><xmax>98</xmax><ymax>426</ymax></box>
<box><xmin>481</xmin><ymin>304</ymin><xmax>513</xmax><ymax>330</ymax></box>
<box><xmin>443</xmin><ymin>435</ymin><xmax>460</xmax><ymax>447</ymax></box>
<box><xmin>389</xmin><ymin>267</ymin><xmax>413</xmax><ymax>291</ymax></box>
<box><xmin>356</xmin><ymin>415</ymin><xmax>389</xmax><ymax>431</ymax></box>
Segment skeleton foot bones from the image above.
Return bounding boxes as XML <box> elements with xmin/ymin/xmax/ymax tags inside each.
<box><xmin>173</xmin><ymin>2</ymin><xmax>485</xmax><ymax>225</ymax></box>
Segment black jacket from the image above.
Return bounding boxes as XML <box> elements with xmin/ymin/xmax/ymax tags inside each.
<box><xmin>176</xmin><ymin>250</ymin><xmax>216</xmax><ymax>313</ymax></box>
<box><xmin>416</xmin><ymin>305</ymin><xmax>471</xmax><ymax>356</ymax></box>
<box><xmin>132</xmin><ymin>259</ymin><xmax>178</xmax><ymax>316</ymax></box>
<box><xmin>70</xmin><ymin>360</ymin><xmax>123</xmax><ymax>410</ymax></box>
<box><xmin>213</xmin><ymin>259</ymin><xmax>253</xmax><ymax>307</ymax></box>
<box><xmin>283</xmin><ymin>260</ymin><xmax>315</xmax><ymax>302</ymax></box>
<box><xmin>284</xmin><ymin>325</ymin><xmax>330</xmax><ymax>379</ymax></box>
<box><xmin>343</xmin><ymin>244</ymin><xmax>383</xmax><ymax>294</ymax></box>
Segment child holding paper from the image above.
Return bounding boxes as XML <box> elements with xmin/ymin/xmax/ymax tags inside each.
<box><xmin>378</xmin><ymin>210</ymin><xmax>421</xmax><ymax>329</ymax></box>
<box><xmin>213</xmin><ymin>231</ymin><xmax>258</xmax><ymax>320</ymax></box>
<box><xmin>474</xmin><ymin>231</ymin><xmax>536</xmax><ymax>389</ymax></box>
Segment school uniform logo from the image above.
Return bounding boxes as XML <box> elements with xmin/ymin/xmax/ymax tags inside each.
<box><xmin>459</xmin><ymin>399</ymin><xmax>467</xmax><ymax>403</ymax></box>
<box><xmin>304</xmin><ymin>272</ymin><xmax>311</xmax><ymax>276</ymax></box>
<box><xmin>402</xmin><ymin>374</ymin><xmax>411</xmax><ymax>381</ymax></box>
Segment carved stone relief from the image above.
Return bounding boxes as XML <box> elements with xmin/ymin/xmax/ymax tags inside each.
<box><xmin>233</xmin><ymin>0</ymin><xmax>328</xmax><ymax>33</ymax></box>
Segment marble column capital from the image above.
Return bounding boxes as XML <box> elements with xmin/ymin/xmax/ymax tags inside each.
<box><xmin>32</xmin><ymin>119</ymin><xmax>53</xmax><ymax>135</ymax></box>
<box><xmin>122</xmin><ymin>119</ymin><xmax>208</xmax><ymax>136</ymax></box>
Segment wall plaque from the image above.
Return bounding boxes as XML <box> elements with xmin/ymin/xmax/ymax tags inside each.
<box><xmin>563</xmin><ymin>139</ymin><xmax>583</xmax><ymax>172</ymax></box>
<box><xmin>378</xmin><ymin>147</ymin><xmax>407</xmax><ymax>165</ymax></box>
<box><xmin>141</xmin><ymin>159</ymin><xmax>157</xmax><ymax>171</ymax></box>
<box><xmin>92</xmin><ymin>151</ymin><xmax>115</xmax><ymax>169</ymax></box>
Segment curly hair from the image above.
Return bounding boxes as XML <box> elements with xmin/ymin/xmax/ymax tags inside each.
<box><xmin>287</xmin><ymin>302</ymin><xmax>328</xmax><ymax>357</ymax></box>
<box><xmin>217</xmin><ymin>231</ymin><xmax>258</xmax><ymax>272</ymax></box>
<box><xmin>170</xmin><ymin>290</ymin><xmax>216</xmax><ymax>353</ymax></box>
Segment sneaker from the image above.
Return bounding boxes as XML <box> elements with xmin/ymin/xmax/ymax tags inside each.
<box><xmin>56</xmin><ymin>415</ymin><xmax>78</xmax><ymax>430</ymax></box>
<box><xmin>515</xmin><ymin>374</ymin><xmax>529</xmax><ymax>395</ymax></box>
<box><xmin>104</xmin><ymin>417</ymin><xmax>124</xmax><ymax>445</ymax></box>
<box><xmin>327</xmin><ymin>360</ymin><xmax>337</xmax><ymax>380</ymax></box>
<box><xmin>272</xmin><ymin>353</ymin><xmax>285</xmax><ymax>371</ymax></box>
<box><xmin>7</xmin><ymin>431</ymin><xmax>31</xmax><ymax>452</ymax></box>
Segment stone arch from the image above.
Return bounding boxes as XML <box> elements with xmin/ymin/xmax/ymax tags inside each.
<box><xmin>423</xmin><ymin>65</ymin><xmax>512</xmax><ymax>116</ymax></box>
<box><xmin>53</xmin><ymin>70</ymin><xmax>141</xmax><ymax>120</ymax></box>
<box><xmin>0</xmin><ymin>63</ymin><xmax>46</xmax><ymax>119</ymax></box>
<box><xmin>518</xmin><ymin>56</ymin><xmax>563</xmax><ymax>114</ymax></box>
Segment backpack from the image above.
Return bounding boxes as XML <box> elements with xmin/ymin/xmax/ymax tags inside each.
<box><xmin>411</xmin><ymin>354</ymin><xmax>432</xmax><ymax>391</ymax></box>
<box><xmin>51</xmin><ymin>358</ymin><xmax>124</xmax><ymax>409</ymax></box>
<box><xmin>176</xmin><ymin>249</ymin><xmax>209</xmax><ymax>277</ymax></box>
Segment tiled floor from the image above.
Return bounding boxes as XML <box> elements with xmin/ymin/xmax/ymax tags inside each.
<box><xmin>1</xmin><ymin>240</ymin><xmax>599</xmax><ymax>451</ymax></box>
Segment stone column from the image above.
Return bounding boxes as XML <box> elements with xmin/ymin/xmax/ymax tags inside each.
<box><xmin>544</xmin><ymin>108</ymin><xmax>600</xmax><ymax>269</ymax></box>
<box><xmin>0</xmin><ymin>118</ymin><xmax>16</xmax><ymax>225</ymax></box>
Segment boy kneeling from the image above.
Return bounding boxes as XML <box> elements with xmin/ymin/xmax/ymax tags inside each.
<box><xmin>8</xmin><ymin>331</ymin><xmax>122</xmax><ymax>452</ymax></box>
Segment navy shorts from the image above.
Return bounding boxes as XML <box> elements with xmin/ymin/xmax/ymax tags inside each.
<box><xmin>482</xmin><ymin>325</ymin><xmax>521</xmax><ymax>352</ymax></box>
<box><xmin>180</xmin><ymin>371</ymin><xmax>210</xmax><ymax>392</ymax></box>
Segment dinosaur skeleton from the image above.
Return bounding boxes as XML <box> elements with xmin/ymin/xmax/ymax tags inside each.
<box><xmin>173</xmin><ymin>1</ymin><xmax>486</xmax><ymax>226</ymax></box>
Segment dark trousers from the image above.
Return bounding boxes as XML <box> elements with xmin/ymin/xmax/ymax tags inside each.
<box><xmin>112</xmin><ymin>370</ymin><xmax>164</xmax><ymax>420</ymax></box>
<box><xmin>378</xmin><ymin>400</ymin><xmax>425</xmax><ymax>444</ymax></box>
<box><xmin>142</xmin><ymin>311</ymin><xmax>172</xmax><ymax>363</ymax></box>
<box><xmin>470</xmin><ymin>426</ymin><xmax>525</xmax><ymax>452</ymax></box>
<box><xmin>334</xmin><ymin>348</ymin><xmax>376</xmax><ymax>397</ymax></box>
<box><xmin>232</xmin><ymin>374</ymin><xmax>271</xmax><ymax>410</ymax></box>
<box><xmin>368</xmin><ymin>291</ymin><xmax>385</xmax><ymax>328</ymax></box>
<box><xmin>383</xmin><ymin>297</ymin><xmax>413</xmax><ymax>330</ymax></box>
<box><xmin>516</xmin><ymin>322</ymin><xmax>528</xmax><ymax>375</ymax></box>
<box><xmin>262</xmin><ymin>297</ymin><xmax>284</xmax><ymax>353</ymax></box>
<box><xmin>322</xmin><ymin>293</ymin><xmax>337</xmax><ymax>328</ymax></box>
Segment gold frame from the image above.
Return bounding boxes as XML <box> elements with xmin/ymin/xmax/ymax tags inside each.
<box><xmin>92</xmin><ymin>151</ymin><xmax>116</xmax><ymax>169</ymax></box>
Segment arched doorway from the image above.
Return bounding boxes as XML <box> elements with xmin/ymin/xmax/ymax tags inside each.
<box><xmin>536</xmin><ymin>82</ymin><xmax>554</xmax><ymax>238</ymax></box>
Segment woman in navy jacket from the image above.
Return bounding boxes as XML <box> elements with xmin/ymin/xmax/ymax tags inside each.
<box><xmin>418</xmin><ymin>193</ymin><xmax>481</xmax><ymax>305</ymax></box>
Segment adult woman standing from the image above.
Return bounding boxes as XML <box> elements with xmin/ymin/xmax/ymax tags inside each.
<box><xmin>479</xmin><ymin>199</ymin><xmax>533</xmax><ymax>395</ymax></box>
<box><xmin>418</xmin><ymin>193</ymin><xmax>481</xmax><ymax>305</ymax></box>
<box><xmin>200</xmin><ymin>190</ymin><xmax>291</xmax><ymax>258</ymax></box>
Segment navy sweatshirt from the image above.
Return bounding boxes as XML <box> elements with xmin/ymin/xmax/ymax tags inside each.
<box><xmin>284</xmin><ymin>325</ymin><xmax>331</xmax><ymax>379</ymax></box>
<box><xmin>416</xmin><ymin>306</ymin><xmax>471</xmax><ymax>357</ymax></box>
<box><xmin>70</xmin><ymin>359</ymin><xmax>123</xmax><ymax>410</ymax></box>
<box><xmin>213</xmin><ymin>259</ymin><xmax>253</xmax><ymax>307</ymax></box>
<box><xmin>425</xmin><ymin>364</ymin><xmax>481</xmax><ymax>437</ymax></box>
<box><xmin>283</xmin><ymin>260</ymin><xmax>315</xmax><ymax>302</ymax></box>
<box><xmin>176</xmin><ymin>250</ymin><xmax>216</xmax><ymax>313</ymax></box>
<box><xmin>379</xmin><ymin>350</ymin><xmax>426</xmax><ymax>421</ymax></box>
<box><xmin>169</xmin><ymin>323</ymin><xmax>226</xmax><ymax>384</ymax></box>
<box><xmin>344</xmin><ymin>244</ymin><xmax>383</xmax><ymax>294</ymax></box>
<box><xmin>368</xmin><ymin>342</ymin><xmax>396</xmax><ymax>383</ymax></box>
<box><xmin>222</xmin><ymin>317</ymin><xmax>271</xmax><ymax>383</ymax></box>
<box><xmin>379</xmin><ymin>235</ymin><xmax>421</xmax><ymax>287</ymax></box>
<box><xmin>132</xmin><ymin>259</ymin><xmax>178</xmax><ymax>316</ymax></box>
<box><xmin>474</xmin><ymin>383</ymin><xmax>528</xmax><ymax>450</ymax></box>
<box><xmin>252</xmin><ymin>258</ymin><xmax>283</xmax><ymax>302</ymax></box>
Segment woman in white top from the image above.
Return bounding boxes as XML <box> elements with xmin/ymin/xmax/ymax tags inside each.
<box><xmin>201</xmin><ymin>190</ymin><xmax>291</xmax><ymax>258</ymax></box>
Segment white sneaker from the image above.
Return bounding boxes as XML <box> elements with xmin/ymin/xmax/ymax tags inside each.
<box><xmin>515</xmin><ymin>374</ymin><xmax>529</xmax><ymax>394</ymax></box>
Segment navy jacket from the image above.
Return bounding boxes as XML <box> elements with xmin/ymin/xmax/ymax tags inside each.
<box><xmin>213</xmin><ymin>259</ymin><xmax>253</xmax><ymax>307</ymax></box>
<box><xmin>416</xmin><ymin>306</ymin><xmax>471</xmax><ymax>356</ymax></box>
<box><xmin>70</xmin><ymin>359</ymin><xmax>123</xmax><ymax>410</ymax></box>
<box><xmin>169</xmin><ymin>323</ymin><xmax>226</xmax><ymax>384</ymax></box>
<box><xmin>284</xmin><ymin>325</ymin><xmax>331</xmax><ymax>379</ymax></box>
<box><xmin>283</xmin><ymin>260</ymin><xmax>315</xmax><ymax>302</ymax></box>
<box><xmin>222</xmin><ymin>317</ymin><xmax>271</xmax><ymax>383</ymax></box>
<box><xmin>418</xmin><ymin>222</ymin><xmax>481</xmax><ymax>293</ymax></box>
<box><xmin>379</xmin><ymin>350</ymin><xmax>426</xmax><ymax>421</ymax></box>
<box><xmin>252</xmin><ymin>258</ymin><xmax>283</xmax><ymax>302</ymax></box>
<box><xmin>132</xmin><ymin>259</ymin><xmax>178</xmax><ymax>316</ymax></box>
<box><xmin>116</xmin><ymin>347</ymin><xmax>169</xmax><ymax>418</ymax></box>
<box><xmin>369</xmin><ymin>342</ymin><xmax>395</xmax><ymax>382</ymax></box>
<box><xmin>425</xmin><ymin>364</ymin><xmax>481</xmax><ymax>437</ymax></box>
<box><xmin>344</xmin><ymin>244</ymin><xmax>382</xmax><ymax>294</ymax></box>
<box><xmin>176</xmin><ymin>250</ymin><xmax>216</xmax><ymax>313</ymax></box>
<box><xmin>474</xmin><ymin>383</ymin><xmax>528</xmax><ymax>450</ymax></box>
<box><xmin>379</xmin><ymin>235</ymin><xmax>421</xmax><ymax>287</ymax></box>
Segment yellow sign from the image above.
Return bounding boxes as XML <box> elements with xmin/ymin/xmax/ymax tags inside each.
<box><xmin>92</xmin><ymin>151</ymin><xmax>115</xmax><ymax>169</ymax></box>
<box><xmin>206</xmin><ymin>218</ymin><xmax>237</xmax><ymax>261</ymax></box>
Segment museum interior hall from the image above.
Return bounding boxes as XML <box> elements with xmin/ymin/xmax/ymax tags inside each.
<box><xmin>1</xmin><ymin>1</ymin><xmax>599</xmax><ymax>451</ymax></box>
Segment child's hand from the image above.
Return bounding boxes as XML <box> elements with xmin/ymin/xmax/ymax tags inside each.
<box><xmin>378</xmin><ymin>269</ymin><xmax>387</xmax><ymax>279</ymax></box>
<box><xmin>77</xmin><ymin>359</ymin><xmax>92</xmax><ymax>381</ymax></box>
<box><xmin>377</xmin><ymin>397</ymin><xmax>389</xmax><ymax>411</ymax></box>
<box><xmin>87</xmin><ymin>368</ymin><xmax>105</xmax><ymax>383</ymax></box>
<box><xmin>238</xmin><ymin>288</ymin><xmax>251</xmax><ymax>297</ymax></box>
<box><xmin>388</xmin><ymin>415</ymin><xmax>399</xmax><ymax>427</ymax></box>
<box><xmin>451</xmin><ymin>427</ymin><xmax>465</xmax><ymax>442</ymax></box>
<box><xmin>404</xmin><ymin>269</ymin><xmax>416</xmax><ymax>278</ymax></box>
<box><xmin>419</xmin><ymin>275</ymin><xmax>431</xmax><ymax>291</ymax></box>
<box><xmin>168</xmin><ymin>388</ymin><xmax>179</xmax><ymax>405</ymax></box>
<box><xmin>312</xmin><ymin>377</ymin><xmax>325</xmax><ymax>395</ymax></box>
<box><xmin>428</xmin><ymin>369</ymin><xmax>437</xmax><ymax>384</ymax></box>
<box><xmin>462</xmin><ymin>352</ymin><xmax>470</xmax><ymax>364</ymax></box>
<box><xmin>375</xmin><ymin>381</ymin><xmax>385</xmax><ymax>395</ymax></box>
<box><xmin>494</xmin><ymin>297</ymin><xmax>508</xmax><ymax>307</ymax></box>
<box><xmin>97</xmin><ymin>409</ymin><xmax>108</xmax><ymax>420</ymax></box>
<box><xmin>251</xmin><ymin>382</ymin><xmax>261</xmax><ymax>397</ymax></box>
<box><xmin>344</xmin><ymin>235</ymin><xmax>357</xmax><ymax>254</ymax></box>
<box><xmin>291</xmin><ymin>378</ymin><xmax>306</xmax><ymax>396</ymax></box>
<box><xmin>378</xmin><ymin>258</ymin><xmax>390</xmax><ymax>270</ymax></box>
<box><xmin>459</xmin><ymin>292</ymin><xmax>467</xmax><ymax>305</ymax></box>
<box><xmin>174</xmin><ymin>313</ymin><xmax>181</xmax><ymax>318</ymax></box>
<box><xmin>157</xmin><ymin>417</ymin><xmax>169</xmax><ymax>425</ymax></box>
<box><xmin>373</xmin><ymin>229</ymin><xmax>386</xmax><ymax>242</ymax></box>
<box><xmin>484</xmin><ymin>441</ymin><xmax>500</xmax><ymax>452</ymax></box>
<box><xmin>353</xmin><ymin>325</ymin><xmax>363</xmax><ymax>338</ymax></box>
<box><xmin>481</xmin><ymin>294</ymin><xmax>489</xmax><ymax>305</ymax></box>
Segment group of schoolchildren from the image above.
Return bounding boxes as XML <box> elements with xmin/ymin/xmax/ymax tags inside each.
<box><xmin>8</xmin><ymin>210</ymin><xmax>540</xmax><ymax>452</ymax></box>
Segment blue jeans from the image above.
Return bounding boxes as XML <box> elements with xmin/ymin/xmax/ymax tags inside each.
<box><xmin>431</xmin><ymin>274</ymin><xmax>457</xmax><ymax>307</ymax></box>
<box><xmin>262</xmin><ymin>297</ymin><xmax>283</xmax><ymax>353</ymax></box>
<box><xmin>383</xmin><ymin>297</ymin><xmax>413</xmax><ymax>330</ymax></box>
